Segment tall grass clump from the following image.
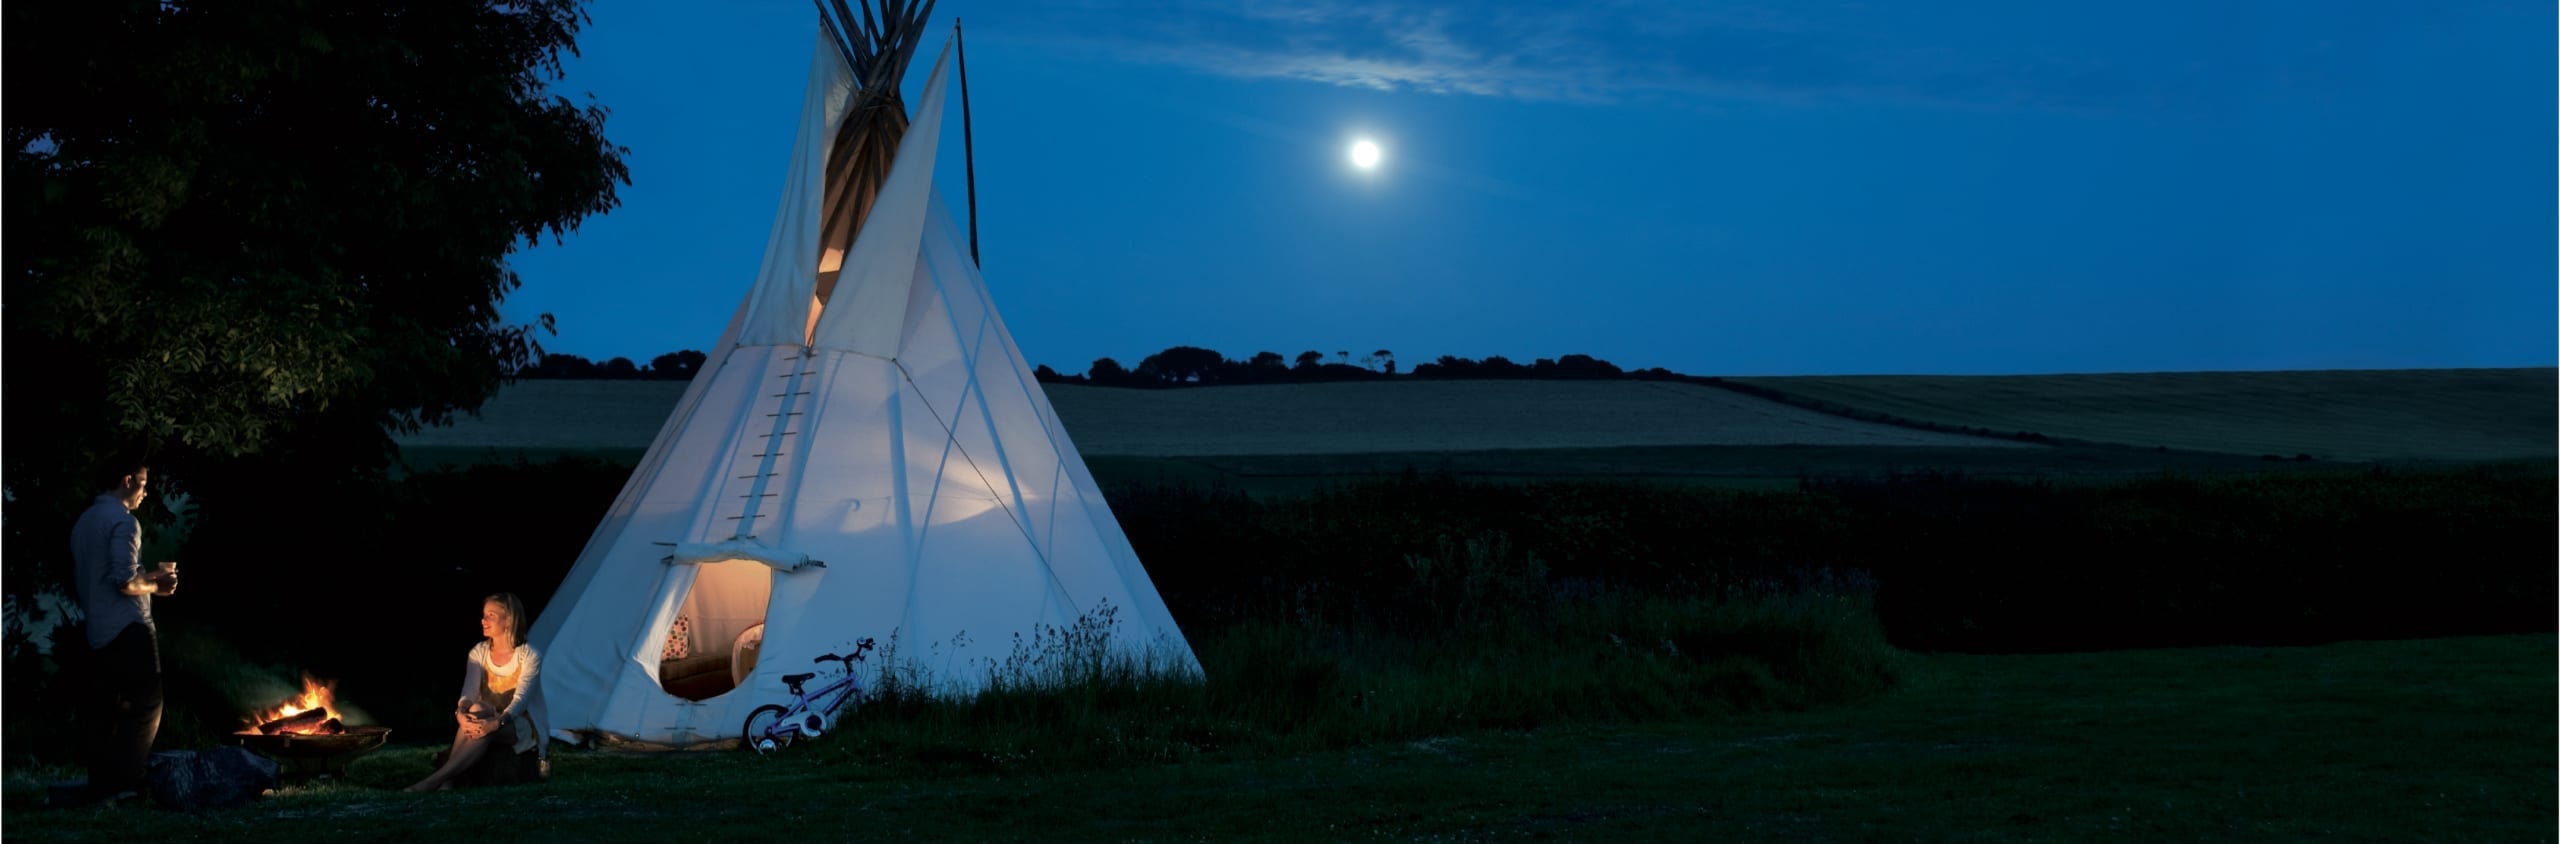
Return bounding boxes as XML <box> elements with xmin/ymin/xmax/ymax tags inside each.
<box><xmin>805</xmin><ymin>561</ymin><xmax>1901</xmax><ymax>775</ymax></box>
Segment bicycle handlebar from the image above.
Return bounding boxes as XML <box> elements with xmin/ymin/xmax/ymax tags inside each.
<box><xmin>812</xmin><ymin>637</ymin><xmax>878</xmax><ymax>670</ymax></box>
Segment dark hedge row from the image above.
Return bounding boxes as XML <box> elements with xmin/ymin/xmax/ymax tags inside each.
<box><xmin>1111</xmin><ymin>467</ymin><xmax>2557</xmax><ymax>651</ymax></box>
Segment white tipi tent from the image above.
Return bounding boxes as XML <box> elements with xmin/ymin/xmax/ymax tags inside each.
<box><xmin>529</xmin><ymin>7</ymin><xmax>1199</xmax><ymax>749</ymax></box>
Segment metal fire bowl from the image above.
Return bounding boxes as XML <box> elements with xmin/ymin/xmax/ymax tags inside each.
<box><xmin>228</xmin><ymin>725</ymin><xmax>392</xmax><ymax>757</ymax></box>
<box><xmin>227</xmin><ymin>725</ymin><xmax>393</xmax><ymax>779</ymax></box>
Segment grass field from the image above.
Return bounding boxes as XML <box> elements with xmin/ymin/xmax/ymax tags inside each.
<box><xmin>1042</xmin><ymin>380</ymin><xmax>2032</xmax><ymax>455</ymax></box>
<box><xmin>1080</xmin><ymin>442</ymin><xmax>2372</xmax><ymax>494</ymax></box>
<box><xmin>398</xmin><ymin>441</ymin><xmax>2429</xmax><ymax>495</ymax></box>
<box><xmin>393</xmin><ymin>380</ymin><xmax>690</xmax><ymax>451</ymax></box>
<box><xmin>393</xmin><ymin>369</ymin><xmax>2553</xmax><ymax>488</ymax></box>
<box><xmin>1726</xmin><ymin>367</ymin><xmax>2555</xmax><ymax>463</ymax></box>
<box><xmin>9</xmin><ymin>634</ymin><xmax>2547</xmax><ymax>840</ymax></box>
<box><xmin>394</xmin><ymin>379</ymin><xmax>2034</xmax><ymax>457</ymax></box>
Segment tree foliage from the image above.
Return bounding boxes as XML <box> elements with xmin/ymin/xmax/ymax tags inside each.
<box><xmin>1135</xmin><ymin>345</ymin><xmax>1225</xmax><ymax>385</ymax></box>
<box><xmin>1025</xmin><ymin>345</ymin><xmax>1641</xmax><ymax>388</ymax></box>
<box><xmin>4</xmin><ymin>0</ymin><xmax>627</xmax><ymax>478</ymax></box>
<box><xmin>1088</xmin><ymin>357</ymin><xmax>1130</xmax><ymax>386</ymax></box>
<box><xmin>2</xmin><ymin>0</ymin><xmax>629</xmax><ymax>603</ymax></box>
<box><xmin>649</xmin><ymin>350</ymin><xmax>708</xmax><ymax>381</ymax></box>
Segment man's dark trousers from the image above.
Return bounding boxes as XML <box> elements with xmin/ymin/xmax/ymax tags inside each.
<box><xmin>87</xmin><ymin>621</ymin><xmax>162</xmax><ymax>798</ymax></box>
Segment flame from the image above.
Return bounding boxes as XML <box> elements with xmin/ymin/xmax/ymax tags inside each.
<box><xmin>242</xmin><ymin>674</ymin><xmax>342</xmax><ymax>733</ymax></box>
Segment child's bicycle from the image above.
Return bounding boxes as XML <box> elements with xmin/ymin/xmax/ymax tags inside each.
<box><xmin>741</xmin><ymin>637</ymin><xmax>875</xmax><ymax>754</ymax></box>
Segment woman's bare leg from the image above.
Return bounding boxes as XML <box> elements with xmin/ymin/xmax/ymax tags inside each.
<box><xmin>406</xmin><ymin>729</ymin><xmax>496</xmax><ymax>792</ymax></box>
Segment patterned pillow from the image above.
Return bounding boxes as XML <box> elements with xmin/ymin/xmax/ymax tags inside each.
<box><xmin>662</xmin><ymin>615</ymin><xmax>692</xmax><ymax>661</ymax></box>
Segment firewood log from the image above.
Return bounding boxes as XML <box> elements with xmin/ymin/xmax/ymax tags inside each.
<box><xmin>257</xmin><ymin>709</ymin><xmax>329</xmax><ymax>735</ymax></box>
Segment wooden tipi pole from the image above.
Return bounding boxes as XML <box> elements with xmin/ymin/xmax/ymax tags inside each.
<box><xmin>958</xmin><ymin>18</ymin><xmax>980</xmax><ymax>267</ymax></box>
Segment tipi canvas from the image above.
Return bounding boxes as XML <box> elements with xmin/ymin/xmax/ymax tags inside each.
<box><xmin>529</xmin><ymin>10</ymin><xmax>1199</xmax><ymax>749</ymax></box>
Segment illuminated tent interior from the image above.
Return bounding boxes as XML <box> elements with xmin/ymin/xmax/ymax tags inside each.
<box><xmin>527</xmin><ymin>0</ymin><xmax>1200</xmax><ymax>748</ymax></box>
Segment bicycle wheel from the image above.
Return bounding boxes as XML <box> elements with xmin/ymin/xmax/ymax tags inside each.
<box><xmin>742</xmin><ymin>705</ymin><xmax>793</xmax><ymax>754</ymax></box>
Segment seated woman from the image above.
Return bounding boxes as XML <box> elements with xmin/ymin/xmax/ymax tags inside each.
<box><xmin>406</xmin><ymin>592</ymin><xmax>544</xmax><ymax>792</ymax></box>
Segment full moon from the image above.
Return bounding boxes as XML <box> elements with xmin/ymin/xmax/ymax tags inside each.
<box><xmin>1349</xmin><ymin>139</ymin><xmax>1382</xmax><ymax>169</ymax></box>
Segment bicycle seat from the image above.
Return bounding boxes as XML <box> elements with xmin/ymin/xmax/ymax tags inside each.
<box><xmin>781</xmin><ymin>671</ymin><xmax>816</xmax><ymax>689</ymax></box>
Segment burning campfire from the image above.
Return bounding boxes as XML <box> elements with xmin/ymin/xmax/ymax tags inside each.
<box><xmin>241</xmin><ymin>674</ymin><xmax>352</xmax><ymax>736</ymax></box>
<box><xmin>225</xmin><ymin>673</ymin><xmax>392</xmax><ymax>781</ymax></box>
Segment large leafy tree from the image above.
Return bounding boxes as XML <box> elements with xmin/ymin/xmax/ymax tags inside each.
<box><xmin>3</xmin><ymin>1</ymin><xmax>628</xmax><ymax>593</ymax></box>
<box><xmin>5</xmin><ymin>1</ymin><xmax>625</xmax><ymax>472</ymax></box>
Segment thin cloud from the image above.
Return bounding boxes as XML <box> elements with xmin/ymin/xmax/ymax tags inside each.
<box><xmin>973</xmin><ymin>0</ymin><xmax>2264</xmax><ymax>114</ymax></box>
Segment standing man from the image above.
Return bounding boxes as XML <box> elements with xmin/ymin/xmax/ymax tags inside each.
<box><xmin>68</xmin><ymin>457</ymin><xmax>179</xmax><ymax>806</ymax></box>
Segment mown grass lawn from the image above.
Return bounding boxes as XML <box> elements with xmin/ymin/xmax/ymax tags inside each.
<box><xmin>10</xmin><ymin>635</ymin><xmax>2548</xmax><ymax>841</ymax></box>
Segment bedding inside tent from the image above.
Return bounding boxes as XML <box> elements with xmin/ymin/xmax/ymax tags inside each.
<box><xmin>658</xmin><ymin>557</ymin><xmax>773</xmax><ymax>701</ymax></box>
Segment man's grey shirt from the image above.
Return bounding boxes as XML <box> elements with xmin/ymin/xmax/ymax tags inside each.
<box><xmin>71</xmin><ymin>493</ymin><xmax>150</xmax><ymax>649</ymax></box>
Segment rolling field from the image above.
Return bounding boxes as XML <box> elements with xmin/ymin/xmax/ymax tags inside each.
<box><xmin>394</xmin><ymin>379</ymin><xmax>2030</xmax><ymax>455</ymax></box>
<box><xmin>1726</xmin><ymin>367</ymin><xmax>2555</xmax><ymax>463</ymax></box>
<box><xmin>1081</xmin><ymin>443</ymin><xmax>2319</xmax><ymax>493</ymax></box>
<box><xmin>1042</xmin><ymin>380</ymin><xmax>2031</xmax><ymax>455</ymax></box>
<box><xmin>393</xmin><ymin>369</ymin><xmax>2553</xmax><ymax>485</ymax></box>
<box><xmin>395</xmin><ymin>380</ymin><xmax>691</xmax><ymax>451</ymax></box>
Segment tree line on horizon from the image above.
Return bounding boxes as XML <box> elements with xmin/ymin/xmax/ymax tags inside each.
<box><xmin>518</xmin><ymin>345</ymin><xmax>1674</xmax><ymax>386</ymax></box>
<box><xmin>1037</xmin><ymin>346</ymin><xmax>1661</xmax><ymax>387</ymax></box>
<box><xmin>519</xmin><ymin>350</ymin><xmax>708</xmax><ymax>380</ymax></box>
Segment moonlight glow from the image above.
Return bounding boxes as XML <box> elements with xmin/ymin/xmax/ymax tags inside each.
<box><xmin>1349</xmin><ymin>139</ymin><xmax>1381</xmax><ymax>170</ymax></box>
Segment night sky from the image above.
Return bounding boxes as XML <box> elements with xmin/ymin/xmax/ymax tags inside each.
<box><xmin>498</xmin><ymin>0</ymin><xmax>2556</xmax><ymax>377</ymax></box>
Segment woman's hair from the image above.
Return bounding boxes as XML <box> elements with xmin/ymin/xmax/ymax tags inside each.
<box><xmin>485</xmin><ymin>592</ymin><xmax>529</xmax><ymax>643</ymax></box>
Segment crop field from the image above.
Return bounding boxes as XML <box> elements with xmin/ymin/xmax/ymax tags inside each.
<box><xmin>1726</xmin><ymin>367</ymin><xmax>2555</xmax><ymax>463</ymax></box>
<box><xmin>395</xmin><ymin>380</ymin><xmax>689</xmax><ymax>451</ymax></box>
<box><xmin>1042</xmin><ymin>380</ymin><xmax>2032</xmax><ymax>455</ymax></box>
<box><xmin>1081</xmin><ymin>443</ymin><xmax>2326</xmax><ymax>493</ymax></box>
<box><xmin>392</xmin><ymin>368</ymin><xmax>2553</xmax><ymax>486</ymax></box>
<box><xmin>395</xmin><ymin>379</ymin><xmax>2029</xmax><ymax>455</ymax></box>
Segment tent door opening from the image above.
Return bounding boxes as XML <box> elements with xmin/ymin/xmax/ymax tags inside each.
<box><xmin>656</xmin><ymin>557</ymin><xmax>774</xmax><ymax>701</ymax></box>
